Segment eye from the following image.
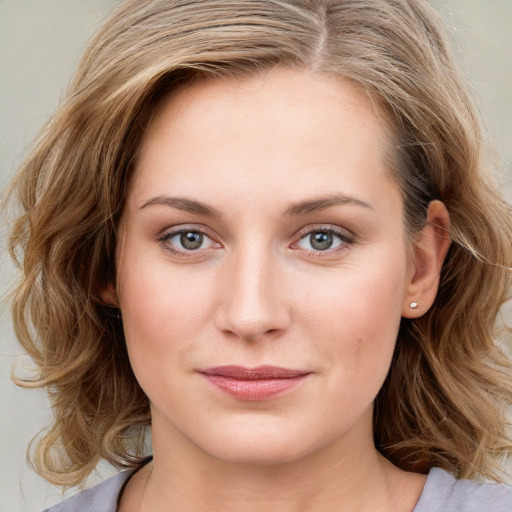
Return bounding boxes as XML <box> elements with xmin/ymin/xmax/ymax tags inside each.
<box><xmin>294</xmin><ymin>227</ymin><xmax>354</xmax><ymax>253</ymax></box>
<box><xmin>158</xmin><ymin>228</ymin><xmax>220</xmax><ymax>255</ymax></box>
<box><xmin>176</xmin><ymin>231</ymin><xmax>205</xmax><ymax>250</ymax></box>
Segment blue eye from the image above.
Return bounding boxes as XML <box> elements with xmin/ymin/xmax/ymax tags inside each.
<box><xmin>295</xmin><ymin>229</ymin><xmax>352</xmax><ymax>252</ymax></box>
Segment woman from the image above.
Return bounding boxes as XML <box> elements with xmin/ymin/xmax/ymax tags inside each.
<box><xmin>7</xmin><ymin>0</ymin><xmax>512</xmax><ymax>510</ymax></box>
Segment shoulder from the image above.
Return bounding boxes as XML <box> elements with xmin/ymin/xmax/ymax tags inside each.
<box><xmin>42</xmin><ymin>471</ymin><xmax>131</xmax><ymax>512</ymax></box>
<box><xmin>414</xmin><ymin>467</ymin><xmax>512</xmax><ymax>512</ymax></box>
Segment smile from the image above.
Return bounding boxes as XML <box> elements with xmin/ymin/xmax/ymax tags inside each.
<box><xmin>199</xmin><ymin>365</ymin><xmax>311</xmax><ymax>401</ymax></box>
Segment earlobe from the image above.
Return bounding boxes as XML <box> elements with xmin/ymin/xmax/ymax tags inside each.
<box><xmin>100</xmin><ymin>282</ymin><xmax>120</xmax><ymax>307</ymax></box>
<box><xmin>402</xmin><ymin>200</ymin><xmax>451</xmax><ymax>318</ymax></box>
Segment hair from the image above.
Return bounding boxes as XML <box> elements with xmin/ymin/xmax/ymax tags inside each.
<box><xmin>6</xmin><ymin>0</ymin><xmax>512</xmax><ymax>487</ymax></box>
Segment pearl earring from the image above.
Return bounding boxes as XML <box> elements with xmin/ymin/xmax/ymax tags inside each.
<box><xmin>409</xmin><ymin>302</ymin><xmax>419</xmax><ymax>309</ymax></box>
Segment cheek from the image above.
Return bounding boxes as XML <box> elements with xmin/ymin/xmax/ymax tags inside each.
<box><xmin>116</xmin><ymin>253</ymin><xmax>218</xmax><ymax>372</ymax></box>
<box><xmin>298</xmin><ymin>254</ymin><xmax>407</xmax><ymax>377</ymax></box>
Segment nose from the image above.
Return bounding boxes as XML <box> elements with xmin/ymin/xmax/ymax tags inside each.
<box><xmin>215</xmin><ymin>246</ymin><xmax>291</xmax><ymax>342</ymax></box>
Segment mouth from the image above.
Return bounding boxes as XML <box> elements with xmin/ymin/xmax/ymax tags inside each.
<box><xmin>199</xmin><ymin>365</ymin><xmax>311</xmax><ymax>401</ymax></box>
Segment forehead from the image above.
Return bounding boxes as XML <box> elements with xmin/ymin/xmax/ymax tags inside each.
<box><xmin>143</xmin><ymin>68</ymin><xmax>389</xmax><ymax>149</ymax></box>
<box><xmin>130</xmin><ymin>68</ymin><xmax>398</xmax><ymax>210</ymax></box>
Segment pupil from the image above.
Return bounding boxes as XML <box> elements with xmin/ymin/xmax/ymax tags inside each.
<box><xmin>180</xmin><ymin>232</ymin><xmax>203</xmax><ymax>250</ymax></box>
<box><xmin>311</xmin><ymin>232</ymin><xmax>333</xmax><ymax>250</ymax></box>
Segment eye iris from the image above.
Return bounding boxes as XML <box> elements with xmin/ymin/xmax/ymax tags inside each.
<box><xmin>180</xmin><ymin>232</ymin><xmax>203</xmax><ymax>250</ymax></box>
<box><xmin>310</xmin><ymin>231</ymin><xmax>333</xmax><ymax>250</ymax></box>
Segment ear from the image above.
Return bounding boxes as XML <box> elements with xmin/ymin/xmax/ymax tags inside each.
<box><xmin>100</xmin><ymin>282</ymin><xmax>120</xmax><ymax>308</ymax></box>
<box><xmin>402</xmin><ymin>200</ymin><xmax>451</xmax><ymax>318</ymax></box>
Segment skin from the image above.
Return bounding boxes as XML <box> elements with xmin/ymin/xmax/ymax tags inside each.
<box><xmin>105</xmin><ymin>68</ymin><xmax>450</xmax><ymax>512</ymax></box>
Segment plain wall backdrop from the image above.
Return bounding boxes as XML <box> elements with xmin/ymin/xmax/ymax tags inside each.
<box><xmin>1</xmin><ymin>1</ymin><xmax>511</xmax><ymax>511</ymax></box>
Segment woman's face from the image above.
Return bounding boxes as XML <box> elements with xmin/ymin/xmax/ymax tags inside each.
<box><xmin>112</xmin><ymin>68</ymin><xmax>418</xmax><ymax>465</ymax></box>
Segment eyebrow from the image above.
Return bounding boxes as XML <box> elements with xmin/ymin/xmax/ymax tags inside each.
<box><xmin>139</xmin><ymin>195</ymin><xmax>222</xmax><ymax>218</ymax></box>
<box><xmin>284</xmin><ymin>193</ymin><xmax>373</xmax><ymax>216</ymax></box>
<box><xmin>139</xmin><ymin>192</ymin><xmax>373</xmax><ymax>218</ymax></box>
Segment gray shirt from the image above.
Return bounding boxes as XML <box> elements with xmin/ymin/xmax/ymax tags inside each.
<box><xmin>43</xmin><ymin>467</ymin><xmax>512</xmax><ymax>512</ymax></box>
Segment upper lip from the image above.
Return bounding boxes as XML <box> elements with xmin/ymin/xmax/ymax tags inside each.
<box><xmin>200</xmin><ymin>365</ymin><xmax>310</xmax><ymax>380</ymax></box>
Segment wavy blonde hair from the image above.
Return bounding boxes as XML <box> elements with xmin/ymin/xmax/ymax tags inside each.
<box><xmin>6</xmin><ymin>0</ymin><xmax>512</xmax><ymax>486</ymax></box>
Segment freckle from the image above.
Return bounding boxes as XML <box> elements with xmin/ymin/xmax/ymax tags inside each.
<box><xmin>354</xmin><ymin>337</ymin><xmax>365</xmax><ymax>361</ymax></box>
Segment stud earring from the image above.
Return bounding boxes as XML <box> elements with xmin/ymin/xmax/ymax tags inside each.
<box><xmin>409</xmin><ymin>302</ymin><xmax>419</xmax><ymax>309</ymax></box>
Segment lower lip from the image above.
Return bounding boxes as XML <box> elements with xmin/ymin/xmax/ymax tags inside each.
<box><xmin>203</xmin><ymin>375</ymin><xmax>309</xmax><ymax>401</ymax></box>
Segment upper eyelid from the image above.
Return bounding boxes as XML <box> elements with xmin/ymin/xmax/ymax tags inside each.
<box><xmin>159</xmin><ymin>224</ymin><xmax>217</xmax><ymax>239</ymax></box>
<box><xmin>293</xmin><ymin>224</ymin><xmax>356</xmax><ymax>240</ymax></box>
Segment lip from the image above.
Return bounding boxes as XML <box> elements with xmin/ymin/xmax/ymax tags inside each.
<box><xmin>199</xmin><ymin>365</ymin><xmax>311</xmax><ymax>401</ymax></box>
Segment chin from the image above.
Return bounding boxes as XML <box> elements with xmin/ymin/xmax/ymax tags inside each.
<box><xmin>188</xmin><ymin>420</ymin><xmax>343</xmax><ymax>468</ymax></box>
<box><xmin>205</xmin><ymin>439</ymin><xmax>309</xmax><ymax>467</ymax></box>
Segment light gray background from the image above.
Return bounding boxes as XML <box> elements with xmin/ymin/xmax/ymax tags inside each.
<box><xmin>1</xmin><ymin>1</ymin><xmax>511</xmax><ymax>511</ymax></box>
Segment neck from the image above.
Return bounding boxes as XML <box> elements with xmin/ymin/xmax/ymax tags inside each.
<box><xmin>133</xmin><ymin>412</ymin><xmax>425</xmax><ymax>512</ymax></box>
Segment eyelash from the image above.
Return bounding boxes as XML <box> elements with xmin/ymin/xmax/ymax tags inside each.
<box><xmin>157</xmin><ymin>227</ymin><xmax>220</xmax><ymax>258</ymax></box>
<box><xmin>157</xmin><ymin>225</ymin><xmax>355</xmax><ymax>259</ymax></box>
<box><xmin>292</xmin><ymin>226</ymin><xmax>355</xmax><ymax>258</ymax></box>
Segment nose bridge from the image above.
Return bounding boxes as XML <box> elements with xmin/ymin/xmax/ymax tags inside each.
<box><xmin>217</xmin><ymin>239</ymin><xmax>289</xmax><ymax>340</ymax></box>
